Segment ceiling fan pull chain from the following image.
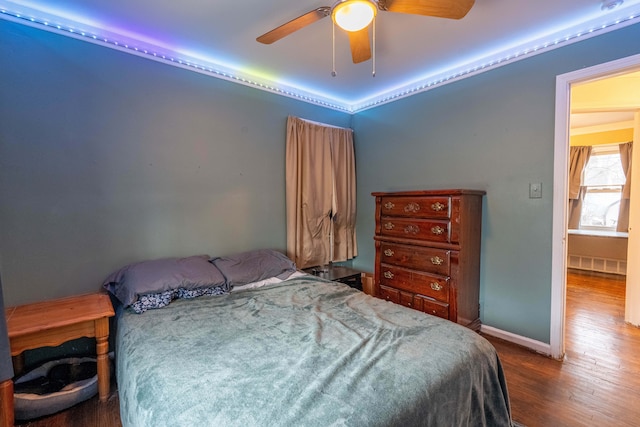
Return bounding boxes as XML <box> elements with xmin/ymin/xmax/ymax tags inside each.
<box><xmin>372</xmin><ymin>16</ymin><xmax>376</xmax><ymax>77</ymax></box>
<box><xmin>331</xmin><ymin>21</ymin><xmax>337</xmax><ymax>77</ymax></box>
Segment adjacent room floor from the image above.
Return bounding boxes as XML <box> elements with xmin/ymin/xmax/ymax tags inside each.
<box><xmin>487</xmin><ymin>270</ymin><xmax>640</xmax><ymax>427</ymax></box>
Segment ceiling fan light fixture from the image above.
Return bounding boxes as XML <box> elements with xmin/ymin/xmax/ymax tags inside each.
<box><xmin>332</xmin><ymin>0</ymin><xmax>377</xmax><ymax>32</ymax></box>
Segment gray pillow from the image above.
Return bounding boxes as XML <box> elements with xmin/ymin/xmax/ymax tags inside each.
<box><xmin>210</xmin><ymin>249</ymin><xmax>296</xmax><ymax>288</ymax></box>
<box><xmin>103</xmin><ymin>255</ymin><xmax>227</xmax><ymax>307</ymax></box>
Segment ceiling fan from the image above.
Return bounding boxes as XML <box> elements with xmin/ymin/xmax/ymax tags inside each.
<box><xmin>257</xmin><ymin>0</ymin><xmax>475</xmax><ymax>65</ymax></box>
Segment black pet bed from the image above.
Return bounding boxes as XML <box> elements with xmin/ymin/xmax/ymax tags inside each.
<box><xmin>13</xmin><ymin>357</ymin><xmax>98</xmax><ymax>420</ymax></box>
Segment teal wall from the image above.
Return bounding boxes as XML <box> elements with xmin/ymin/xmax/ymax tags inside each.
<box><xmin>2</xmin><ymin>16</ymin><xmax>640</xmax><ymax>344</ymax></box>
<box><xmin>0</xmin><ymin>20</ymin><xmax>351</xmax><ymax>306</ymax></box>
<box><xmin>351</xmin><ymin>23</ymin><xmax>640</xmax><ymax>342</ymax></box>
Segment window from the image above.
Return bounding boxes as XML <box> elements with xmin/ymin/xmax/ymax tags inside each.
<box><xmin>579</xmin><ymin>144</ymin><xmax>625</xmax><ymax>230</ymax></box>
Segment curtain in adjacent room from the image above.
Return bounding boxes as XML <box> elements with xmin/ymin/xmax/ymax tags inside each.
<box><xmin>285</xmin><ymin>116</ymin><xmax>357</xmax><ymax>269</ymax></box>
<box><xmin>617</xmin><ymin>141</ymin><xmax>633</xmax><ymax>232</ymax></box>
<box><xmin>567</xmin><ymin>146</ymin><xmax>592</xmax><ymax>229</ymax></box>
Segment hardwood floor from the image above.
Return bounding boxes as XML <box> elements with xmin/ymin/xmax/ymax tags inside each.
<box><xmin>14</xmin><ymin>270</ymin><xmax>640</xmax><ymax>426</ymax></box>
<box><xmin>486</xmin><ymin>270</ymin><xmax>640</xmax><ymax>427</ymax></box>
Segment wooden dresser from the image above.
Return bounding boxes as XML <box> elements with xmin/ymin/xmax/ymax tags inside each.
<box><xmin>372</xmin><ymin>189</ymin><xmax>485</xmax><ymax>330</ymax></box>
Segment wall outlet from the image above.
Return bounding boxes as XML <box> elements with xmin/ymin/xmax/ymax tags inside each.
<box><xmin>529</xmin><ymin>182</ymin><xmax>542</xmax><ymax>199</ymax></box>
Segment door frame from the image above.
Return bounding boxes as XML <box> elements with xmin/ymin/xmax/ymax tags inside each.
<box><xmin>551</xmin><ymin>53</ymin><xmax>640</xmax><ymax>360</ymax></box>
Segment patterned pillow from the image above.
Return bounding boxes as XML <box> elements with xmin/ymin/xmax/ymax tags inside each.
<box><xmin>130</xmin><ymin>285</ymin><xmax>228</xmax><ymax>313</ymax></box>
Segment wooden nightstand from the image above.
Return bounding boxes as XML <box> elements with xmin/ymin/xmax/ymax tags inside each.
<box><xmin>5</xmin><ymin>292</ymin><xmax>115</xmax><ymax>402</ymax></box>
<box><xmin>304</xmin><ymin>265</ymin><xmax>363</xmax><ymax>291</ymax></box>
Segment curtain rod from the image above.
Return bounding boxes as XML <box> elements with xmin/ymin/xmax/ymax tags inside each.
<box><xmin>293</xmin><ymin>116</ymin><xmax>353</xmax><ymax>132</ymax></box>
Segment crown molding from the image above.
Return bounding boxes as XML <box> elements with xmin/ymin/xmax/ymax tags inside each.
<box><xmin>2</xmin><ymin>2</ymin><xmax>640</xmax><ymax>114</ymax></box>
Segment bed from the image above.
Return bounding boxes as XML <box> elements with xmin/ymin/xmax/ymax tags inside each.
<box><xmin>104</xmin><ymin>250</ymin><xmax>512</xmax><ymax>427</ymax></box>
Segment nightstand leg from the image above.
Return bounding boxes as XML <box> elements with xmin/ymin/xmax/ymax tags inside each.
<box><xmin>11</xmin><ymin>353</ymin><xmax>25</xmax><ymax>376</ymax></box>
<box><xmin>95</xmin><ymin>318</ymin><xmax>110</xmax><ymax>402</ymax></box>
<box><xmin>0</xmin><ymin>379</ymin><xmax>14</xmax><ymax>427</ymax></box>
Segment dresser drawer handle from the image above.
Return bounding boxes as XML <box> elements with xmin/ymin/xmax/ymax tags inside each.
<box><xmin>404</xmin><ymin>224</ymin><xmax>420</xmax><ymax>235</ymax></box>
<box><xmin>384</xmin><ymin>249</ymin><xmax>394</xmax><ymax>257</ymax></box>
<box><xmin>384</xmin><ymin>271</ymin><xmax>394</xmax><ymax>279</ymax></box>
<box><xmin>384</xmin><ymin>222</ymin><xmax>395</xmax><ymax>230</ymax></box>
<box><xmin>431</xmin><ymin>226</ymin><xmax>445</xmax><ymax>235</ymax></box>
<box><xmin>403</xmin><ymin>202</ymin><xmax>421</xmax><ymax>213</ymax></box>
<box><xmin>430</xmin><ymin>282</ymin><xmax>443</xmax><ymax>291</ymax></box>
<box><xmin>384</xmin><ymin>201</ymin><xmax>395</xmax><ymax>210</ymax></box>
<box><xmin>430</xmin><ymin>256</ymin><xmax>444</xmax><ymax>265</ymax></box>
<box><xmin>431</xmin><ymin>202</ymin><xmax>446</xmax><ymax>212</ymax></box>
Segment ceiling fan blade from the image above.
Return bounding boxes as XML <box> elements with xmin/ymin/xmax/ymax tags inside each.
<box><xmin>381</xmin><ymin>0</ymin><xmax>475</xmax><ymax>19</ymax></box>
<box><xmin>257</xmin><ymin>7</ymin><xmax>331</xmax><ymax>44</ymax></box>
<box><xmin>348</xmin><ymin>28</ymin><xmax>371</xmax><ymax>64</ymax></box>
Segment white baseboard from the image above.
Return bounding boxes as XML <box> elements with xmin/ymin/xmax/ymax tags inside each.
<box><xmin>480</xmin><ymin>325</ymin><xmax>553</xmax><ymax>357</ymax></box>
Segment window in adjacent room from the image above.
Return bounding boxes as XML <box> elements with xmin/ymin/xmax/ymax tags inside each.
<box><xmin>579</xmin><ymin>144</ymin><xmax>626</xmax><ymax>231</ymax></box>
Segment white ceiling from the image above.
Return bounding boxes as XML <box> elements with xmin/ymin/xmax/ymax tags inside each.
<box><xmin>2</xmin><ymin>0</ymin><xmax>640</xmax><ymax>112</ymax></box>
<box><xmin>570</xmin><ymin>70</ymin><xmax>640</xmax><ymax>134</ymax></box>
<box><xmin>571</xmin><ymin>111</ymin><xmax>635</xmax><ymax>131</ymax></box>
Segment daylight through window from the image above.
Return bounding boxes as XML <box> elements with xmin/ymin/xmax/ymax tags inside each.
<box><xmin>579</xmin><ymin>144</ymin><xmax>625</xmax><ymax>230</ymax></box>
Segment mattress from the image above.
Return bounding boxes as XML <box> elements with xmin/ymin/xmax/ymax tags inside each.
<box><xmin>116</xmin><ymin>275</ymin><xmax>511</xmax><ymax>426</ymax></box>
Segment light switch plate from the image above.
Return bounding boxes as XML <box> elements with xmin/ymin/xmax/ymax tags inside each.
<box><xmin>529</xmin><ymin>182</ymin><xmax>542</xmax><ymax>198</ymax></box>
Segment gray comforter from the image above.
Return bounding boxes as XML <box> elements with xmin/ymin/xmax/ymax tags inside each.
<box><xmin>116</xmin><ymin>275</ymin><xmax>511</xmax><ymax>426</ymax></box>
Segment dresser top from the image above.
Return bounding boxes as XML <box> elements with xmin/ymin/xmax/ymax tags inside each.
<box><xmin>371</xmin><ymin>189</ymin><xmax>486</xmax><ymax>197</ymax></box>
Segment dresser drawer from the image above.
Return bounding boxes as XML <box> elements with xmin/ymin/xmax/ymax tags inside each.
<box><xmin>380</xmin><ymin>264</ymin><xmax>449</xmax><ymax>302</ymax></box>
<box><xmin>380</xmin><ymin>217</ymin><xmax>451</xmax><ymax>243</ymax></box>
<box><xmin>379</xmin><ymin>285</ymin><xmax>400</xmax><ymax>304</ymax></box>
<box><xmin>416</xmin><ymin>295</ymin><xmax>449</xmax><ymax>319</ymax></box>
<box><xmin>380</xmin><ymin>196</ymin><xmax>450</xmax><ymax>219</ymax></box>
<box><xmin>380</xmin><ymin>242</ymin><xmax>450</xmax><ymax>276</ymax></box>
<box><xmin>379</xmin><ymin>286</ymin><xmax>449</xmax><ymax>319</ymax></box>
<box><xmin>379</xmin><ymin>286</ymin><xmax>421</xmax><ymax>311</ymax></box>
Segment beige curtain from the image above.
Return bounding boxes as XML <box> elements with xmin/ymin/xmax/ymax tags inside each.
<box><xmin>617</xmin><ymin>141</ymin><xmax>633</xmax><ymax>232</ymax></box>
<box><xmin>568</xmin><ymin>146</ymin><xmax>592</xmax><ymax>229</ymax></box>
<box><xmin>286</xmin><ymin>116</ymin><xmax>357</xmax><ymax>268</ymax></box>
<box><xmin>329</xmin><ymin>129</ymin><xmax>357</xmax><ymax>263</ymax></box>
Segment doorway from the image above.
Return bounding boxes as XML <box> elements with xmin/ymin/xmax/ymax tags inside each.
<box><xmin>551</xmin><ymin>53</ymin><xmax>640</xmax><ymax>360</ymax></box>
